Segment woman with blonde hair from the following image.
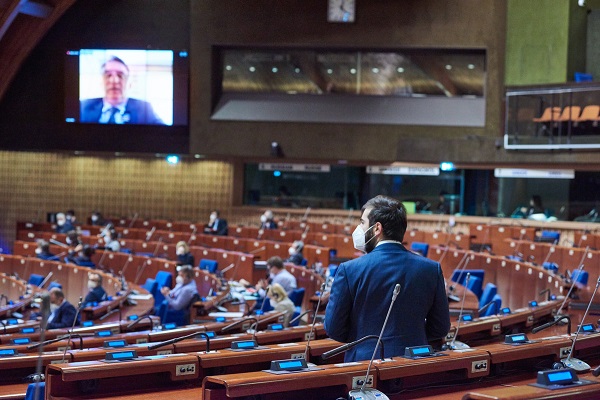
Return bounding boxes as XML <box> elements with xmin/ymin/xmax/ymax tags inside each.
<box><xmin>175</xmin><ymin>241</ymin><xmax>194</xmax><ymax>267</ymax></box>
<box><xmin>267</xmin><ymin>283</ymin><xmax>296</xmax><ymax>327</ymax></box>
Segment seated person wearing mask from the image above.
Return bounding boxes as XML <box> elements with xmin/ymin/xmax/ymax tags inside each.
<box><xmin>175</xmin><ymin>241</ymin><xmax>195</xmax><ymax>266</ymax></box>
<box><xmin>160</xmin><ymin>265</ymin><xmax>198</xmax><ymax>311</ymax></box>
<box><xmin>55</xmin><ymin>212</ymin><xmax>74</xmax><ymax>234</ymax></box>
<box><xmin>66</xmin><ymin>245</ymin><xmax>96</xmax><ymax>268</ymax></box>
<box><xmin>256</xmin><ymin>256</ymin><xmax>297</xmax><ymax>297</ymax></box>
<box><xmin>84</xmin><ymin>273</ymin><xmax>107</xmax><ymax>306</ymax></box>
<box><xmin>285</xmin><ymin>240</ymin><xmax>305</xmax><ymax>266</ymax></box>
<box><xmin>35</xmin><ymin>240</ymin><xmax>60</xmax><ymax>261</ymax></box>
<box><xmin>260</xmin><ymin>210</ymin><xmax>277</xmax><ymax>230</ymax></box>
<box><xmin>101</xmin><ymin>228</ymin><xmax>120</xmax><ymax>252</ymax></box>
<box><xmin>267</xmin><ymin>283</ymin><xmax>296</xmax><ymax>327</ymax></box>
<box><xmin>204</xmin><ymin>210</ymin><xmax>228</xmax><ymax>236</ymax></box>
<box><xmin>90</xmin><ymin>211</ymin><xmax>106</xmax><ymax>226</ymax></box>
<box><xmin>47</xmin><ymin>287</ymin><xmax>80</xmax><ymax>329</ymax></box>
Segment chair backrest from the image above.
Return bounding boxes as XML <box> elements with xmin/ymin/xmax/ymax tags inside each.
<box><xmin>540</xmin><ymin>230</ymin><xmax>560</xmax><ymax>243</ymax></box>
<box><xmin>288</xmin><ymin>288</ymin><xmax>305</xmax><ymax>308</ymax></box>
<box><xmin>465</xmin><ymin>276</ymin><xmax>483</xmax><ymax>300</ymax></box>
<box><xmin>25</xmin><ymin>382</ymin><xmax>45</xmax><ymax>400</ymax></box>
<box><xmin>575</xmin><ymin>105</ymin><xmax>600</xmax><ymax>122</ymax></box>
<box><xmin>556</xmin><ymin>106</ymin><xmax>581</xmax><ymax>122</ymax></box>
<box><xmin>572</xmin><ymin>269</ymin><xmax>589</xmax><ymax>286</ymax></box>
<box><xmin>479</xmin><ymin>283</ymin><xmax>497</xmax><ymax>309</ymax></box>
<box><xmin>142</xmin><ymin>278</ymin><xmax>158</xmax><ymax>295</ymax></box>
<box><xmin>410</xmin><ymin>242</ymin><xmax>429</xmax><ymax>257</ymax></box>
<box><xmin>532</xmin><ymin>107</ymin><xmax>561</xmax><ymax>122</ymax></box>
<box><xmin>328</xmin><ymin>264</ymin><xmax>338</xmax><ymax>278</ymax></box>
<box><xmin>156</xmin><ymin>300</ymin><xmax>168</xmax><ymax>323</ymax></box>
<box><xmin>155</xmin><ymin>271</ymin><xmax>173</xmax><ymax>289</ymax></box>
<box><xmin>480</xmin><ymin>294</ymin><xmax>502</xmax><ymax>317</ymax></box>
<box><xmin>47</xmin><ymin>282</ymin><xmax>63</xmax><ymax>291</ymax></box>
<box><xmin>199</xmin><ymin>259</ymin><xmax>219</xmax><ymax>273</ymax></box>
<box><xmin>28</xmin><ymin>274</ymin><xmax>45</xmax><ymax>287</ymax></box>
<box><xmin>542</xmin><ymin>262</ymin><xmax>559</xmax><ymax>273</ymax></box>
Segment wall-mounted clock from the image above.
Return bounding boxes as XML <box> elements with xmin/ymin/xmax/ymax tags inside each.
<box><xmin>328</xmin><ymin>0</ymin><xmax>356</xmax><ymax>23</ymax></box>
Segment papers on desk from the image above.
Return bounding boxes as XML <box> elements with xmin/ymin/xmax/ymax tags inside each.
<box><xmin>129</xmin><ymin>294</ymin><xmax>153</xmax><ymax>300</ymax></box>
<box><xmin>208</xmin><ymin>312</ymin><xmax>245</xmax><ymax>318</ymax></box>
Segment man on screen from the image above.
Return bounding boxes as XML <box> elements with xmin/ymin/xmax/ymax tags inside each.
<box><xmin>80</xmin><ymin>56</ymin><xmax>165</xmax><ymax>125</ymax></box>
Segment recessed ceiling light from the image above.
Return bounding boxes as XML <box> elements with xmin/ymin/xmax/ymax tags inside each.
<box><xmin>445</xmin><ymin>65</ymin><xmax>452</xmax><ymax>70</ymax></box>
<box><xmin>372</xmin><ymin>67</ymin><xmax>380</xmax><ymax>74</ymax></box>
<box><xmin>225</xmin><ymin>65</ymin><xmax>232</xmax><ymax>71</ymax></box>
<box><xmin>294</xmin><ymin>67</ymin><xmax>301</xmax><ymax>73</ymax></box>
<box><xmin>272</xmin><ymin>67</ymin><xmax>278</xmax><ymax>73</ymax></box>
<box><xmin>327</xmin><ymin>68</ymin><xmax>333</xmax><ymax>75</ymax></box>
<box><xmin>468</xmin><ymin>64</ymin><xmax>475</xmax><ymax>70</ymax></box>
<box><xmin>249</xmin><ymin>66</ymin><xmax>256</xmax><ymax>72</ymax></box>
<box><xmin>397</xmin><ymin>67</ymin><xmax>405</xmax><ymax>73</ymax></box>
<box><xmin>350</xmin><ymin>68</ymin><xmax>357</xmax><ymax>74</ymax></box>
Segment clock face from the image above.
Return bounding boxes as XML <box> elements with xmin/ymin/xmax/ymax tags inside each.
<box><xmin>328</xmin><ymin>0</ymin><xmax>356</xmax><ymax>23</ymax></box>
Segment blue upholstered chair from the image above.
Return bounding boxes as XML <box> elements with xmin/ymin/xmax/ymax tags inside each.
<box><xmin>410</xmin><ymin>242</ymin><xmax>429</xmax><ymax>257</ymax></box>
<box><xmin>199</xmin><ymin>259</ymin><xmax>219</xmax><ymax>274</ymax></box>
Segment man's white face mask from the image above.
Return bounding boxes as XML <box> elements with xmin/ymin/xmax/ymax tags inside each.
<box><xmin>352</xmin><ymin>224</ymin><xmax>376</xmax><ymax>253</ymax></box>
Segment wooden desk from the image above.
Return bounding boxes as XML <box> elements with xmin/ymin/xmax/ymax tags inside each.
<box><xmin>447</xmin><ymin>316</ymin><xmax>502</xmax><ymax>343</ymax></box>
<box><xmin>46</xmin><ymin>353</ymin><xmax>200</xmax><ymax>399</ymax></box>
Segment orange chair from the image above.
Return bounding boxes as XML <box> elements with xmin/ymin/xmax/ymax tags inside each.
<box><xmin>555</xmin><ymin>106</ymin><xmax>581</xmax><ymax>122</ymax></box>
<box><xmin>532</xmin><ymin>107</ymin><xmax>561</xmax><ymax>122</ymax></box>
<box><xmin>573</xmin><ymin>105</ymin><xmax>600</xmax><ymax>127</ymax></box>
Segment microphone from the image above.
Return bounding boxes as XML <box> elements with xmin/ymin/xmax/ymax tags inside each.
<box><xmin>61</xmin><ymin>296</ymin><xmax>83</xmax><ymax>363</ymax></box>
<box><xmin>531</xmin><ymin>315</ymin><xmax>571</xmax><ymax>336</ymax></box>
<box><xmin>249</xmin><ymin>286</ymin><xmax>271</xmax><ymax>343</ymax></box>
<box><xmin>38</xmin><ymin>272</ymin><xmax>54</xmax><ymax>289</ymax></box>
<box><xmin>321</xmin><ymin>335</ymin><xmax>385</xmax><ymax>361</ymax></box>
<box><xmin>49</xmin><ymin>239</ymin><xmax>69</xmax><ymax>248</ymax></box>
<box><xmin>128</xmin><ymin>213</ymin><xmax>139</xmax><ymax>228</ymax></box>
<box><xmin>446</xmin><ymin>273</ymin><xmax>471</xmax><ymax>350</ymax></box>
<box><xmin>187</xmin><ymin>226</ymin><xmax>197</xmax><ymax>245</ymax></box>
<box><xmin>31</xmin><ymin>293</ymin><xmax>50</xmax><ymax>394</ymax></box>
<box><xmin>126</xmin><ymin>314</ymin><xmax>155</xmax><ymax>331</ymax></box>
<box><xmin>448</xmin><ymin>252</ymin><xmax>471</xmax><ymax>295</ymax></box>
<box><xmin>145</xmin><ymin>227</ymin><xmax>156</xmax><ymax>242</ymax></box>
<box><xmin>539</xmin><ymin>288</ymin><xmax>552</xmax><ymax>301</ymax></box>
<box><xmin>349</xmin><ymin>283</ymin><xmax>400</xmax><ymax>400</ymax></box>
<box><xmin>98</xmin><ymin>307</ymin><xmax>120</xmax><ymax>321</ymax></box>
<box><xmin>302</xmin><ymin>207</ymin><xmax>311</xmax><ymax>221</ymax></box>
<box><xmin>558</xmin><ymin>276</ymin><xmax>600</xmax><ymax>372</ymax></box>
<box><xmin>556</xmin><ymin>247</ymin><xmax>589</xmax><ymax>316</ymax></box>
<box><xmin>147</xmin><ymin>330</ymin><xmax>211</xmax><ymax>352</ymax></box>
<box><xmin>96</xmin><ymin>250</ymin><xmax>109</xmax><ymax>270</ymax></box>
<box><xmin>221</xmin><ymin>317</ymin><xmax>257</xmax><ymax>333</ymax></box>
<box><xmin>0</xmin><ymin>320</ymin><xmax>5</xmax><ymax>335</ymax></box>
<box><xmin>477</xmin><ymin>299</ymin><xmax>495</xmax><ymax>316</ymax></box>
<box><xmin>151</xmin><ymin>237</ymin><xmax>164</xmax><ymax>257</ymax></box>
<box><xmin>303</xmin><ymin>282</ymin><xmax>327</xmax><ymax>360</ymax></box>
<box><xmin>289</xmin><ymin>310</ymin><xmax>311</xmax><ymax>326</ymax></box>
<box><xmin>249</xmin><ymin>246</ymin><xmax>266</xmax><ymax>254</ymax></box>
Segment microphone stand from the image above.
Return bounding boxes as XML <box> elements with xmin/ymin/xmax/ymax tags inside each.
<box><xmin>62</xmin><ymin>297</ymin><xmax>83</xmax><ymax>363</ymax></box>
<box><xmin>38</xmin><ymin>272</ymin><xmax>54</xmax><ymax>289</ymax></box>
<box><xmin>187</xmin><ymin>226</ymin><xmax>197</xmax><ymax>245</ymax></box>
<box><xmin>31</xmin><ymin>293</ymin><xmax>50</xmax><ymax>397</ymax></box>
<box><xmin>151</xmin><ymin>237</ymin><xmax>164</xmax><ymax>257</ymax></box>
<box><xmin>321</xmin><ymin>335</ymin><xmax>385</xmax><ymax>362</ymax></box>
<box><xmin>304</xmin><ymin>283</ymin><xmax>326</xmax><ymax>360</ymax></box>
<box><xmin>98</xmin><ymin>308</ymin><xmax>120</xmax><ymax>321</ymax></box>
<box><xmin>349</xmin><ymin>284</ymin><xmax>401</xmax><ymax>400</ymax></box>
<box><xmin>446</xmin><ymin>273</ymin><xmax>471</xmax><ymax>350</ymax></box>
<box><xmin>531</xmin><ymin>315</ymin><xmax>571</xmax><ymax>336</ymax></box>
<box><xmin>556</xmin><ymin>248</ymin><xmax>589</xmax><ymax>316</ymax></box>
<box><xmin>221</xmin><ymin>317</ymin><xmax>257</xmax><ymax>334</ymax></box>
<box><xmin>147</xmin><ymin>330</ymin><xmax>211</xmax><ymax>352</ymax></box>
<box><xmin>126</xmin><ymin>314</ymin><xmax>154</xmax><ymax>331</ymax></box>
<box><xmin>128</xmin><ymin>213</ymin><xmax>139</xmax><ymax>228</ymax></box>
<box><xmin>560</xmin><ymin>276</ymin><xmax>600</xmax><ymax>372</ymax></box>
<box><xmin>145</xmin><ymin>227</ymin><xmax>156</xmax><ymax>242</ymax></box>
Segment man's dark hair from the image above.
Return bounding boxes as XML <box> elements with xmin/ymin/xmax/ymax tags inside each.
<box><xmin>362</xmin><ymin>195</ymin><xmax>407</xmax><ymax>242</ymax></box>
<box><xmin>178</xmin><ymin>265</ymin><xmax>194</xmax><ymax>279</ymax></box>
<box><xmin>82</xmin><ymin>245</ymin><xmax>95</xmax><ymax>258</ymax></box>
<box><xmin>37</xmin><ymin>240</ymin><xmax>50</xmax><ymax>252</ymax></box>
<box><xmin>267</xmin><ymin>256</ymin><xmax>284</xmax><ymax>270</ymax></box>
<box><xmin>102</xmin><ymin>56</ymin><xmax>130</xmax><ymax>74</ymax></box>
<box><xmin>211</xmin><ymin>210</ymin><xmax>220</xmax><ymax>216</ymax></box>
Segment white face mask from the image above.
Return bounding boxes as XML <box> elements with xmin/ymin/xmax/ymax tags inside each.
<box><xmin>176</xmin><ymin>275</ymin><xmax>184</xmax><ymax>285</ymax></box>
<box><xmin>35</xmin><ymin>248</ymin><xmax>42</xmax><ymax>255</ymax></box>
<box><xmin>50</xmin><ymin>303</ymin><xmax>59</xmax><ymax>313</ymax></box>
<box><xmin>56</xmin><ymin>219</ymin><xmax>65</xmax><ymax>226</ymax></box>
<box><xmin>176</xmin><ymin>247</ymin><xmax>185</xmax><ymax>256</ymax></box>
<box><xmin>288</xmin><ymin>247</ymin><xmax>296</xmax><ymax>256</ymax></box>
<box><xmin>91</xmin><ymin>215</ymin><xmax>98</xmax><ymax>222</ymax></box>
<box><xmin>209</xmin><ymin>214</ymin><xmax>217</xmax><ymax>222</ymax></box>
<box><xmin>352</xmin><ymin>224</ymin><xmax>376</xmax><ymax>253</ymax></box>
<box><xmin>66</xmin><ymin>237</ymin><xmax>72</xmax><ymax>245</ymax></box>
<box><xmin>88</xmin><ymin>280</ymin><xmax>98</xmax><ymax>290</ymax></box>
<box><xmin>260</xmin><ymin>215</ymin><xmax>267</xmax><ymax>223</ymax></box>
<box><xmin>269</xmin><ymin>272</ymin><xmax>275</xmax><ymax>280</ymax></box>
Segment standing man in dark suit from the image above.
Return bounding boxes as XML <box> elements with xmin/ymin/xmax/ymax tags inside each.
<box><xmin>325</xmin><ymin>195</ymin><xmax>450</xmax><ymax>362</ymax></box>
<box><xmin>80</xmin><ymin>56</ymin><xmax>164</xmax><ymax>125</ymax></box>
<box><xmin>204</xmin><ymin>209</ymin><xmax>228</xmax><ymax>236</ymax></box>
<box><xmin>47</xmin><ymin>288</ymin><xmax>80</xmax><ymax>329</ymax></box>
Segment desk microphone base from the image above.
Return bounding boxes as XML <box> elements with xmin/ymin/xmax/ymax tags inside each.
<box><xmin>445</xmin><ymin>341</ymin><xmax>470</xmax><ymax>350</ymax></box>
<box><xmin>562</xmin><ymin>358</ymin><xmax>591</xmax><ymax>372</ymax></box>
<box><xmin>349</xmin><ymin>388</ymin><xmax>390</xmax><ymax>400</ymax></box>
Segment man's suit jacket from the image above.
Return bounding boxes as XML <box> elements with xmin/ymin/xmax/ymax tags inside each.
<box><xmin>206</xmin><ymin>218</ymin><xmax>228</xmax><ymax>236</ymax></box>
<box><xmin>80</xmin><ymin>98</ymin><xmax>164</xmax><ymax>125</ymax></box>
<box><xmin>324</xmin><ymin>242</ymin><xmax>450</xmax><ymax>362</ymax></box>
<box><xmin>84</xmin><ymin>285</ymin><xmax>107</xmax><ymax>305</ymax></box>
<box><xmin>47</xmin><ymin>301</ymin><xmax>80</xmax><ymax>329</ymax></box>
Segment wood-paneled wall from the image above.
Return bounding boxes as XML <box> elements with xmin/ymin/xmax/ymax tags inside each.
<box><xmin>0</xmin><ymin>151</ymin><xmax>233</xmax><ymax>251</ymax></box>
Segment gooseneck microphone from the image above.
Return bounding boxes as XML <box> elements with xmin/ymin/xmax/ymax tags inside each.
<box><xmin>560</xmin><ymin>276</ymin><xmax>600</xmax><ymax>372</ymax></box>
<box><xmin>31</xmin><ymin>293</ymin><xmax>50</xmax><ymax>397</ymax></box>
<box><xmin>348</xmin><ymin>283</ymin><xmax>401</xmax><ymax>400</ymax></box>
<box><xmin>556</xmin><ymin>247</ymin><xmax>589</xmax><ymax>317</ymax></box>
<box><xmin>303</xmin><ymin>282</ymin><xmax>326</xmax><ymax>360</ymax></box>
<box><xmin>539</xmin><ymin>288</ymin><xmax>552</xmax><ymax>301</ymax></box>
<box><xmin>447</xmin><ymin>273</ymin><xmax>471</xmax><ymax>350</ymax></box>
<box><xmin>221</xmin><ymin>317</ymin><xmax>258</xmax><ymax>333</ymax></box>
<box><xmin>448</xmin><ymin>253</ymin><xmax>471</xmax><ymax>295</ymax></box>
<box><xmin>531</xmin><ymin>315</ymin><xmax>571</xmax><ymax>336</ymax></box>
<box><xmin>61</xmin><ymin>296</ymin><xmax>83</xmax><ymax>363</ymax></box>
<box><xmin>147</xmin><ymin>329</ymin><xmax>210</xmax><ymax>352</ymax></box>
<box><xmin>289</xmin><ymin>310</ymin><xmax>311</xmax><ymax>326</ymax></box>
<box><xmin>320</xmin><ymin>335</ymin><xmax>385</xmax><ymax>362</ymax></box>
<box><xmin>249</xmin><ymin>286</ymin><xmax>271</xmax><ymax>343</ymax></box>
<box><xmin>126</xmin><ymin>314</ymin><xmax>154</xmax><ymax>331</ymax></box>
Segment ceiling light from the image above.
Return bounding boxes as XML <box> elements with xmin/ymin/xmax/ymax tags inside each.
<box><xmin>249</xmin><ymin>66</ymin><xmax>256</xmax><ymax>72</ymax></box>
<box><xmin>397</xmin><ymin>67</ymin><xmax>405</xmax><ymax>73</ymax></box>
<box><xmin>350</xmin><ymin>68</ymin><xmax>357</xmax><ymax>74</ymax></box>
<box><xmin>272</xmin><ymin>67</ymin><xmax>278</xmax><ymax>73</ymax></box>
<box><xmin>225</xmin><ymin>65</ymin><xmax>232</xmax><ymax>71</ymax></box>
<box><xmin>468</xmin><ymin>64</ymin><xmax>475</xmax><ymax>70</ymax></box>
<box><xmin>445</xmin><ymin>65</ymin><xmax>452</xmax><ymax>70</ymax></box>
<box><xmin>327</xmin><ymin>68</ymin><xmax>333</xmax><ymax>75</ymax></box>
<box><xmin>372</xmin><ymin>67</ymin><xmax>380</xmax><ymax>74</ymax></box>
